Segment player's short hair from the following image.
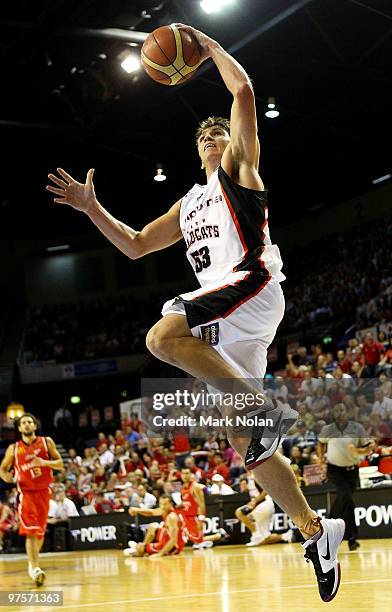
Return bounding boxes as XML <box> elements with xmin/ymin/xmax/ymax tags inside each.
<box><xmin>16</xmin><ymin>412</ymin><xmax>37</xmax><ymax>427</ymax></box>
<box><xmin>159</xmin><ymin>494</ymin><xmax>173</xmax><ymax>504</ymax></box>
<box><xmin>195</xmin><ymin>116</ymin><xmax>230</xmax><ymax>144</ymax></box>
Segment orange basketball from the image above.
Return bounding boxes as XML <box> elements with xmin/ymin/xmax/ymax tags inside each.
<box><xmin>141</xmin><ymin>25</ymin><xmax>201</xmax><ymax>86</ymax></box>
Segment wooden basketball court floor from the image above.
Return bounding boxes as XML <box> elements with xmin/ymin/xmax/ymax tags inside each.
<box><xmin>1</xmin><ymin>539</ymin><xmax>391</xmax><ymax>612</ymax></box>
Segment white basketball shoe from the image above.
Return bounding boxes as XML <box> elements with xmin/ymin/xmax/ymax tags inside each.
<box><xmin>302</xmin><ymin>517</ymin><xmax>345</xmax><ymax>602</ymax></box>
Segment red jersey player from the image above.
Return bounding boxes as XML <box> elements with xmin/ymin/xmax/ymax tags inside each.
<box><xmin>125</xmin><ymin>494</ymin><xmax>186</xmax><ymax>558</ymax></box>
<box><xmin>179</xmin><ymin>467</ymin><xmax>229</xmax><ymax>549</ymax></box>
<box><xmin>0</xmin><ymin>413</ymin><xmax>63</xmax><ymax>585</ymax></box>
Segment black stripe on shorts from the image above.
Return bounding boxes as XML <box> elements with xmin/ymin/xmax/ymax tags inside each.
<box><xmin>173</xmin><ymin>271</ymin><xmax>271</xmax><ymax>330</ymax></box>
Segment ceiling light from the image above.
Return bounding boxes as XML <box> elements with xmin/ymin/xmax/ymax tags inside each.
<box><xmin>70</xmin><ymin>396</ymin><xmax>81</xmax><ymax>405</ymax></box>
<box><xmin>200</xmin><ymin>0</ymin><xmax>235</xmax><ymax>15</ymax></box>
<box><xmin>265</xmin><ymin>96</ymin><xmax>280</xmax><ymax>119</ymax></box>
<box><xmin>154</xmin><ymin>167</ymin><xmax>166</xmax><ymax>182</ymax></box>
<box><xmin>372</xmin><ymin>173</ymin><xmax>391</xmax><ymax>185</ymax></box>
<box><xmin>121</xmin><ymin>54</ymin><xmax>141</xmax><ymax>74</ymax></box>
<box><xmin>46</xmin><ymin>245</ymin><xmax>70</xmax><ymax>252</ymax></box>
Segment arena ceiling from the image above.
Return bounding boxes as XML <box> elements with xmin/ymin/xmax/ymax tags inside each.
<box><xmin>0</xmin><ymin>0</ymin><xmax>391</xmax><ymax>242</ymax></box>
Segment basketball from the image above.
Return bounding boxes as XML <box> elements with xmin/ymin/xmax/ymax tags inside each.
<box><xmin>141</xmin><ymin>25</ymin><xmax>201</xmax><ymax>86</ymax></box>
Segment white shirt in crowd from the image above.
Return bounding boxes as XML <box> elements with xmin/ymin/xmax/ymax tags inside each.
<box><xmin>300</xmin><ymin>378</ymin><xmax>320</xmax><ymax>395</ymax></box>
<box><xmin>48</xmin><ymin>497</ymin><xmax>79</xmax><ymax>520</ymax></box>
<box><xmin>372</xmin><ymin>396</ymin><xmax>392</xmax><ymax>418</ymax></box>
<box><xmin>99</xmin><ymin>449</ymin><xmax>115</xmax><ymax>466</ymax></box>
<box><xmin>272</xmin><ymin>384</ymin><xmax>288</xmax><ymax>402</ymax></box>
<box><xmin>130</xmin><ymin>492</ymin><xmax>157</xmax><ymax>509</ymax></box>
<box><xmin>210</xmin><ymin>483</ymin><xmax>235</xmax><ymax>495</ymax></box>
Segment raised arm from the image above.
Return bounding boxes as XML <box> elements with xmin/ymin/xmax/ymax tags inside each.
<box><xmin>178</xmin><ymin>25</ymin><xmax>263</xmax><ymax>191</ymax></box>
<box><xmin>46</xmin><ymin>168</ymin><xmax>183</xmax><ymax>260</ymax></box>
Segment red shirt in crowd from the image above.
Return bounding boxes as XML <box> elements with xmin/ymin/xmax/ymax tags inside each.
<box><xmin>173</xmin><ymin>433</ymin><xmax>190</xmax><ymax>454</ymax></box>
<box><xmin>207</xmin><ymin>463</ymin><xmax>230</xmax><ymax>483</ymax></box>
<box><xmin>363</xmin><ymin>341</ymin><xmax>383</xmax><ymax>365</ymax></box>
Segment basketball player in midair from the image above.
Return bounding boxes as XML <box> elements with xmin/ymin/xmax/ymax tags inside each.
<box><xmin>0</xmin><ymin>413</ymin><xmax>63</xmax><ymax>585</ymax></box>
<box><xmin>47</xmin><ymin>24</ymin><xmax>344</xmax><ymax>601</ymax></box>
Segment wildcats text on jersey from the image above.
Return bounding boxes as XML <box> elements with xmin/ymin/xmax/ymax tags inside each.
<box><xmin>185</xmin><ymin>225</ymin><xmax>220</xmax><ymax>248</ymax></box>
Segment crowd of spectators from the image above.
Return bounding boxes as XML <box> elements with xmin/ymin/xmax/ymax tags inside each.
<box><xmin>3</xmin><ymin>345</ymin><xmax>392</xmax><ymax>533</ymax></box>
<box><xmin>19</xmin><ymin>286</ymin><xmax>189</xmax><ymax>365</ymax></box>
<box><xmin>19</xmin><ymin>216</ymin><xmax>392</xmax><ymax>365</ymax></box>
<box><xmin>282</xmin><ymin>218</ymin><xmax>392</xmax><ymax>333</ymax></box>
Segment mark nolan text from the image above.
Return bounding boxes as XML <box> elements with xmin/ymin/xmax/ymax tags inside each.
<box><xmin>152</xmin><ymin>415</ymin><xmax>274</xmax><ymax>428</ymax></box>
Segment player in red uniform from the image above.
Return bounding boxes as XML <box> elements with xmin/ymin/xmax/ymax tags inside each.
<box><xmin>0</xmin><ymin>413</ymin><xmax>63</xmax><ymax>585</ymax></box>
<box><xmin>179</xmin><ymin>467</ymin><xmax>229</xmax><ymax>549</ymax></box>
<box><xmin>125</xmin><ymin>494</ymin><xmax>185</xmax><ymax>557</ymax></box>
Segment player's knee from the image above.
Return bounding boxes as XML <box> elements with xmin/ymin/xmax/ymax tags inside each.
<box><xmin>146</xmin><ymin>324</ymin><xmax>173</xmax><ymax>360</ymax></box>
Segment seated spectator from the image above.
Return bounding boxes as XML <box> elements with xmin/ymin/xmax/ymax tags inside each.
<box><xmin>124</xmin><ymin>425</ymin><xmax>141</xmax><ymax>446</ymax></box>
<box><xmin>324</xmin><ymin>352</ymin><xmax>338</xmax><ymax>374</ymax></box>
<box><xmin>48</xmin><ymin>486</ymin><xmax>79</xmax><ymax>522</ymax></box>
<box><xmin>130</xmin><ymin>484</ymin><xmax>157</xmax><ymax>509</ymax></box>
<box><xmin>96</xmin><ymin>432</ymin><xmax>109</xmax><ymax>451</ymax></box>
<box><xmin>207</xmin><ymin>452</ymin><xmax>230</xmax><ymax>483</ymax></box>
<box><xmin>333</xmin><ymin>367</ymin><xmax>353</xmax><ymax>389</ymax></box>
<box><xmin>64</xmin><ymin>476</ymin><xmax>79</xmax><ymax>502</ymax></box>
<box><xmin>114</xmin><ymin>429</ymin><xmax>126</xmax><ymax>447</ymax></box>
<box><xmin>183</xmin><ymin>456</ymin><xmax>205</xmax><ymax>482</ymax></box>
<box><xmin>378</xmin><ymin>340</ymin><xmax>392</xmax><ymax>372</ymax></box>
<box><xmin>356</xmin><ymin>393</ymin><xmax>371</xmax><ymax>417</ymax></box>
<box><xmin>342</xmin><ymin>394</ymin><xmax>359</xmax><ymax>421</ymax></box>
<box><xmin>312</xmin><ymin>386</ymin><xmax>330</xmax><ymax>420</ymax></box>
<box><xmin>378</xmin><ymin>371</ymin><xmax>392</xmax><ymax>397</ymax></box>
<box><xmin>273</xmin><ymin>376</ymin><xmax>289</xmax><ymax>402</ymax></box>
<box><xmin>300</xmin><ymin>367</ymin><xmax>320</xmax><ymax>395</ymax></box>
<box><xmin>336</xmin><ymin>349</ymin><xmax>352</xmax><ymax>374</ymax></box>
<box><xmin>290</xmin><ymin>420</ymin><xmax>317</xmax><ymax>451</ymax></box>
<box><xmin>98</xmin><ymin>443</ymin><xmax>115</xmax><ymax>467</ymax></box>
<box><xmin>219</xmin><ymin>440</ymin><xmax>234</xmax><ymax>466</ymax></box>
<box><xmin>67</xmin><ymin>448</ymin><xmax>82</xmax><ymax>467</ymax></box>
<box><xmin>352</xmin><ymin>360</ymin><xmax>366</xmax><ymax>386</ymax></box>
<box><xmin>93</xmin><ymin>465</ymin><xmax>107</xmax><ymax>486</ymax></box>
<box><xmin>366</xmin><ymin>413</ymin><xmax>392</xmax><ymax>445</ymax></box>
<box><xmin>372</xmin><ymin>389</ymin><xmax>392</xmax><ymax>419</ymax></box>
<box><xmin>77</xmin><ymin>467</ymin><xmax>92</xmax><ymax>497</ymax></box>
<box><xmin>203</xmin><ymin>433</ymin><xmax>219</xmax><ymax>451</ymax></box>
<box><xmin>290</xmin><ymin>445</ymin><xmax>309</xmax><ymax>475</ymax></box>
<box><xmin>82</xmin><ymin>447</ymin><xmax>97</xmax><ymax>469</ymax></box>
<box><xmin>209</xmin><ymin>474</ymin><xmax>235</xmax><ymax>495</ymax></box>
<box><xmin>94</xmin><ymin>493</ymin><xmax>116</xmax><ymax>514</ymax></box>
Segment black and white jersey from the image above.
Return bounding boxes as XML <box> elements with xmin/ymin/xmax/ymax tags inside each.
<box><xmin>180</xmin><ymin>165</ymin><xmax>284</xmax><ymax>286</ymax></box>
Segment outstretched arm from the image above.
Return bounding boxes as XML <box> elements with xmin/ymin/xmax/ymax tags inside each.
<box><xmin>178</xmin><ymin>25</ymin><xmax>262</xmax><ymax>191</ymax></box>
<box><xmin>46</xmin><ymin>168</ymin><xmax>183</xmax><ymax>259</ymax></box>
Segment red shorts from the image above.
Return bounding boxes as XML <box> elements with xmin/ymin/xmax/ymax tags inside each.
<box><xmin>18</xmin><ymin>488</ymin><xmax>50</xmax><ymax>538</ymax></box>
<box><xmin>183</xmin><ymin>515</ymin><xmax>203</xmax><ymax>544</ymax></box>
<box><xmin>145</xmin><ymin>527</ymin><xmax>184</xmax><ymax>556</ymax></box>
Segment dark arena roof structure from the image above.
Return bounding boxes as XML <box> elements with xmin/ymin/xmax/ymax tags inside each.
<box><xmin>0</xmin><ymin>0</ymin><xmax>391</xmax><ymax>242</ymax></box>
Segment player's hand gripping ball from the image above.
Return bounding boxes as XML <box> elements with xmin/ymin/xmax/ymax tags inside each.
<box><xmin>141</xmin><ymin>24</ymin><xmax>201</xmax><ymax>86</ymax></box>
